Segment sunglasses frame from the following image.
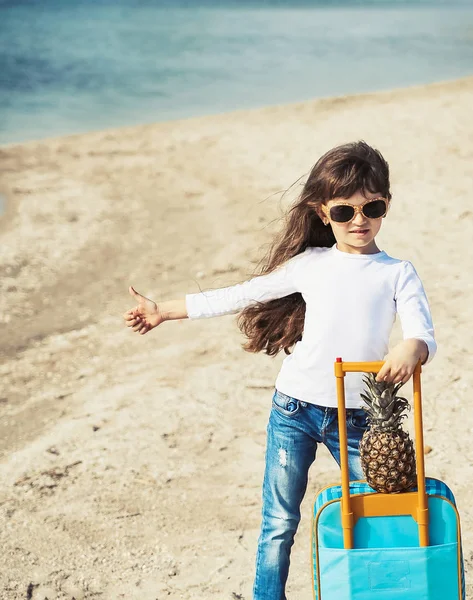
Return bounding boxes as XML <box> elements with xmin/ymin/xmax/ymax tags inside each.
<box><xmin>322</xmin><ymin>197</ymin><xmax>389</xmax><ymax>223</ymax></box>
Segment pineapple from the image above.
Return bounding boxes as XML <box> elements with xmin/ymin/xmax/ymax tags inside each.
<box><xmin>359</xmin><ymin>373</ymin><xmax>417</xmax><ymax>493</ymax></box>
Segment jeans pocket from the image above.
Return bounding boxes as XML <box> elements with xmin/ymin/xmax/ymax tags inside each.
<box><xmin>272</xmin><ymin>389</ymin><xmax>301</xmax><ymax>417</ymax></box>
<box><xmin>347</xmin><ymin>409</ymin><xmax>369</xmax><ymax>431</ymax></box>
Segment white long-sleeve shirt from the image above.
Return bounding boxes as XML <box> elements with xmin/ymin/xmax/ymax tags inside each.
<box><xmin>185</xmin><ymin>244</ymin><xmax>436</xmax><ymax>408</ymax></box>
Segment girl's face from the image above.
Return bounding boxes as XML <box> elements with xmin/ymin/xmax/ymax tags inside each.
<box><xmin>318</xmin><ymin>190</ymin><xmax>388</xmax><ymax>255</ymax></box>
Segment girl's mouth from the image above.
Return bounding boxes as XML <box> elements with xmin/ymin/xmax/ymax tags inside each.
<box><xmin>350</xmin><ymin>229</ymin><xmax>369</xmax><ymax>235</ymax></box>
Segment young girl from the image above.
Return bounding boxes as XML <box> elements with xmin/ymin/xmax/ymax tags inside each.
<box><xmin>123</xmin><ymin>141</ymin><xmax>436</xmax><ymax>600</ymax></box>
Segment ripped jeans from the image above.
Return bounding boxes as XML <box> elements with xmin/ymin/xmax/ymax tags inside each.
<box><xmin>253</xmin><ymin>388</ymin><xmax>368</xmax><ymax>600</ymax></box>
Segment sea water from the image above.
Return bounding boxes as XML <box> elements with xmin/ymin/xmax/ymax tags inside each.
<box><xmin>1</xmin><ymin>0</ymin><xmax>473</xmax><ymax>145</ymax></box>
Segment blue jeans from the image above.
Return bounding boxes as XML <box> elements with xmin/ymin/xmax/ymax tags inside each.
<box><xmin>253</xmin><ymin>389</ymin><xmax>368</xmax><ymax>600</ymax></box>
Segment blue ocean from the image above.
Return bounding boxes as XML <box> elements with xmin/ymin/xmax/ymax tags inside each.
<box><xmin>1</xmin><ymin>0</ymin><xmax>473</xmax><ymax>145</ymax></box>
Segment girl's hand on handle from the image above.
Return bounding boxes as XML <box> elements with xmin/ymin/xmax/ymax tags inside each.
<box><xmin>376</xmin><ymin>339</ymin><xmax>428</xmax><ymax>384</ymax></box>
<box><xmin>124</xmin><ymin>286</ymin><xmax>164</xmax><ymax>335</ymax></box>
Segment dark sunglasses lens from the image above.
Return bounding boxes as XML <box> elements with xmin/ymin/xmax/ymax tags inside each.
<box><xmin>329</xmin><ymin>205</ymin><xmax>355</xmax><ymax>223</ymax></box>
<box><xmin>363</xmin><ymin>200</ymin><xmax>386</xmax><ymax>219</ymax></box>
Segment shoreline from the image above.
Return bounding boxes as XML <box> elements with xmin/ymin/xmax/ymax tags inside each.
<box><xmin>1</xmin><ymin>73</ymin><xmax>472</xmax><ymax>231</ymax></box>
<box><xmin>0</xmin><ymin>74</ymin><xmax>472</xmax><ymax>599</ymax></box>
<box><xmin>1</xmin><ymin>73</ymin><xmax>472</xmax><ymax>152</ymax></box>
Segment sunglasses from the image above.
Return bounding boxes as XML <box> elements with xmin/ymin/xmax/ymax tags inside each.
<box><xmin>322</xmin><ymin>198</ymin><xmax>388</xmax><ymax>223</ymax></box>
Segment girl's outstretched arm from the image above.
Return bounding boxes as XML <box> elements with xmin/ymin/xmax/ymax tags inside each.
<box><xmin>123</xmin><ymin>286</ymin><xmax>187</xmax><ymax>335</ymax></box>
<box><xmin>124</xmin><ymin>249</ymin><xmax>312</xmax><ymax>333</ymax></box>
<box><xmin>185</xmin><ymin>249</ymin><xmax>312</xmax><ymax>319</ymax></box>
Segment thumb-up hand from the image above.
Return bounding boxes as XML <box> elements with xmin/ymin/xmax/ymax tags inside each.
<box><xmin>123</xmin><ymin>286</ymin><xmax>163</xmax><ymax>335</ymax></box>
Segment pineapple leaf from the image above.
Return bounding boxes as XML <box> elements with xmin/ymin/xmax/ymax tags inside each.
<box><xmin>393</xmin><ymin>381</ymin><xmax>406</xmax><ymax>395</ymax></box>
<box><xmin>360</xmin><ymin>392</ymin><xmax>374</xmax><ymax>406</ymax></box>
<box><xmin>359</xmin><ymin>373</ymin><xmax>411</xmax><ymax>432</ymax></box>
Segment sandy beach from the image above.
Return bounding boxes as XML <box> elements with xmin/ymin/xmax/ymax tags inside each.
<box><xmin>1</xmin><ymin>77</ymin><xmax>472</xmax><ymax>599</ymax></box>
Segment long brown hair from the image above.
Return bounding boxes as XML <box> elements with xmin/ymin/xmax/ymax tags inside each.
<box><xmin>237</xmin><ymin>140</ymin><xmax>391</xmax><ymax>356</ymax></box>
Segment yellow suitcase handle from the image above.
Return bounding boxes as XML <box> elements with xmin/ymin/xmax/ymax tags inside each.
<box><xmin>334</xmin><ymin>358</ymin><xmax>429</xmax><ymax>549</ymax></box>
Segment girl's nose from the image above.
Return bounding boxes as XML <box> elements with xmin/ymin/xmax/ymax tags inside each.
<box><xmin>352</xmin><ymin>210</ymin><xmax>367</xmax><ymax>226</ymax></box>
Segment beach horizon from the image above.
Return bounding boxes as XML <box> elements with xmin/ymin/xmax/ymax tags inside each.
<box><xmin>0</xmin><ymin>76</ymin><xmax>472</xmax><ymax>599</ymax></box>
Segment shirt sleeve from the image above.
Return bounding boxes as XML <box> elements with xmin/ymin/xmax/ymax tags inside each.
<box><xmin>395</xmin><ymin>261</ymin><xmax>437</xmax><ymax>364</ymax></box>
<box><xmin>185</xmin><ymin>249</ymin><xmax>310</xmax><ymax>319</ymax></box>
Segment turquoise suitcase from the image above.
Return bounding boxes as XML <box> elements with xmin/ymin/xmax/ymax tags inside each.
<box><xmin>311</xmin><ymin>360</ymin><xmax>465</xmax><ymax>600</ymax></box>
